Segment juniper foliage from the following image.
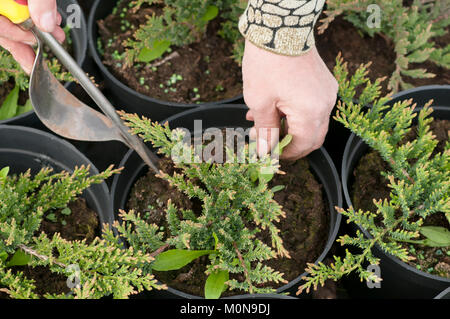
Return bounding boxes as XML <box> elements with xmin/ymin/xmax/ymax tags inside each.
<box><xmin>0</xmin><ymin>49</ymin><xmax>72</xmax><ymax>92</ymax></box>
<box><xmin>0</xmin><ymin>165</ymin><xmax>164</xmax><ymax>299</ymax></box>
<box><xmin>298</xmin><ymin>55</ymin><xmax>449</xmax><ymax>294</ymax></box>
<box><xmin>319</xmin><ymin>0</ymin><xmax>450</xmax><ymax>92</ymax></box>
<box><xmin>119</xmin><ymin>112</ymin><xmax>290</xmax><ymax>295</ymax></box>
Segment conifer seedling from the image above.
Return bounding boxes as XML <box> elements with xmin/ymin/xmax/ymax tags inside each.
<box><xmin>298</xmin><ymin>55</ymin><xmax>449</xmax><ymax>294</ymax></box>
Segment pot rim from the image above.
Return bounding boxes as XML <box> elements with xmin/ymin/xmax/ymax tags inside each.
<box><xmin>0</xmin><ymin>124</ymin><xmax>114</xmax><ymax>227</ymax></box>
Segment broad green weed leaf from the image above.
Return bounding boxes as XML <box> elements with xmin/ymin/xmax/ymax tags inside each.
<box><xmin>205</xmin><ymin>270</ymin><xmax>229</xmax><ymax>299</ymax></box>
<box><xmin>0</xmin><ymin>167</ymin><xmax>9</xmax><ymax>180</ymax></box>
<box><xmin>16</xmin><ymin>99</ymin><xmax>33</xmax><ymax>116</ymax></box>
<box><xmin>152</xmin><ymin>249</ymin><xmax>215</xmax><ymax>271</ymax></box>
<box><xmin>6</xmin><ymin>250</ymin><xmax>31</xmax><ymax>267</ymax></box>
<box><xmin>274</xmin><ymin>135</ymin><xmax>293</xmax><ymax>156</ymax></box>
<box><xmin>138</xmin><ymin>40</ymin><xmax>171</xmax><ymax>63</ymax></box>
<box><xmin>420</xmin><ymin>226</ymin><xmax>450</xmax><ymax>246</ymax></box>
<box><xmin>0</xmin><ymin>85</ymin><xmax>19</xmax><ymax>120</ymax></box>
<box><xmin>271</xmin><ymin>185</ymin><xmax>285</xmax><ymax>193</ymax></box>
<box><xmin>201</xmin><ymin>6</ymin><xmax>219</xmax><ymax>22</ymax></box>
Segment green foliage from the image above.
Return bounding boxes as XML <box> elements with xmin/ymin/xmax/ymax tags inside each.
<box><xmin>0</xmin><ymin>85</ymin><xmax>33</xmax><ymax>120</ymax></box>
<box><xmin>119</xmin><ymin>111</ymin><xmax>290</xmax><ymax>298</ymax></box>
<box><xmin>0</xmin><ymin>167</ymin><xmax>9</xmax><ymax>181</ymax></box>
<box><xmin>0</xmin><ymin>26</ymin><xmax>74</xmax><ymax>121</ymax></box>
<box><xmin>320</xmin><ymin>0</ymin><xmax>450</xmax><ymax>92</ymax></box>
<box><xmin>298</xmin><ymin>56</ymin><xmax>449</xmax><ymax>294</ymax></box>
<box><xmin>122</xmin><ymin>0</ymin><xmax>246</xmax><ymax>65</ymax></box>
<box><xmin>0</xmin><ymin>50</ymin><xmax>29</xmax><ymax>91</ymax></box>
<box><xmin>152</xmin><ymin>249</ymin><xmax>216</xmax><ymax>271</ymax></box>
<box><xmin>137</xmin><ymin>40</ymin><xmax>172</xmax><ymax>63</ymax></box>
<box><xmin>6</xmin><ymin>250</ymin><xmax>31</xmax><ymax>267</ymax></box>
<box><xmin>61</xmin><ymin>208</ymin><xmax>72</xmax><ymax>216</ymax></box>
<box><xmin>0</xmin><ymin>165</ymin><xmax>165</xmax><ymax>298</ymax></box>
<box><xmin>399</xmin><ymin>226</ymin><xmax>450</xmax><ymax>247</ymax></box>
<box><xmin>205</xmin><ymin>269</ymin><xmax>229</xmax><ymax>299</ymax></box>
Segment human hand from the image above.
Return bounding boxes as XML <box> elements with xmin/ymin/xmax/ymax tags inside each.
<box><xmin>243</xmin><ymin>40</ymin><xmax>338</xmax><ymax>161</ymax></box>
<box><xmin>0</xmin><ymin>0</ymin><xmax>65</xmax><ymax>74</ymax></box>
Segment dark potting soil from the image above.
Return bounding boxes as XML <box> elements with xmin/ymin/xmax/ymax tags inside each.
<box><xmin>316</xmin><ymin>16</ymin><xmax>395</xmax><ymax>96</ymax></box>
<box><xmin>97</xmin><ymin>0</ymin><xmax>243</xmax><ymax>104</ymax></box>
<box><xmin>316</xmin><ymin>16</ymin><xmax>450</xmax><ymax>96</ymax></box>
<box><xmin>126</xmin><ymin>156</ymin><xmax>329</xmax><ymax>297</ymax></box>
<box><xmin>0</xmin><ymin>198</ymin><xmax>99</xmax><ymax>299</ymax></box>
<box><xmin>352</xmin><ymin>119</ymin><xmax>450</xmax><ymax>278</ymax></box>
<box><xmin>40</xmin><ymin>197</ymin><xmax>100</xmax><ymax>243</ymax></box>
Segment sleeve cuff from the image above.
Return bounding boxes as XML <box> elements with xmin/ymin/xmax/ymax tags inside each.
<box><xmin>238</xmin><ymin>0</ymin><xmax>325</xmax><ymax>56</ymax></box>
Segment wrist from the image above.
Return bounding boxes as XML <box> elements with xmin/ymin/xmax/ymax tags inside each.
<box><xmin>238</xmin><ymin>0</ymin><xmax>324</xmax><ymax>56</ymax></box>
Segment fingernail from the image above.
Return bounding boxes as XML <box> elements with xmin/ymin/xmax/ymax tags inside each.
<box><xmin>56</xmin><ymin>13</ymin><xmax>62</xmax><ymax>26</ymax></box>
<box><xmin>24</xmin><ymin>40</ymin><xmax>36</xmax><ymax>46</ymax></box>
<box><xmin>39</xmin><ymin>11</ymin><xmax>56</xmax><ymax>33</ymax></box>
<box><xmin>257</xmin><ymin>138</ymin><xmax>269</xmax><ymax>158</ymax></box>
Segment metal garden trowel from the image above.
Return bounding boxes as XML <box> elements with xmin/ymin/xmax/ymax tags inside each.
<box><xmin>0</xmin><ymin>0</ymin><xmax>160</xmax><ymax>173</ymax></box>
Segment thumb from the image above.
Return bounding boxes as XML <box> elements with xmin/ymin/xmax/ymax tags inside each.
<box><xmin>249</xmin><ymin>106</ymin><xmax>281</xmax><ymax>157</ymax></box>
<box><xmin>28</xmin><ymin>0</ymin><xmax>57</xmax><ymax>33</ymax></box>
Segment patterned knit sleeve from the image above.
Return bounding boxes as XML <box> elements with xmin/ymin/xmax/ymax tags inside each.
<box><xmin>238</xmin><ymin>0</ymin><xmax>325</xmax><ymax>56</ymax></box>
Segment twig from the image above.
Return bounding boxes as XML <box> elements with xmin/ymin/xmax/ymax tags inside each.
<box><xmin>150</xmin><ymin>243</ymin><xmax>169</xmax><ymax>258</ymax></box>
<box><xmin>18</xmin><ymin>244</ymin><xmax>67</xmax><ymax>268</ymax></box>
<box><xmin>148</xmin><ymin>51</ymin><xmax>180</xmax><ymax>68</ymax></box>
<box><xmin>233</xmin><ymin>242</ymin><xmax>253</xmax><ymax>294</ymax></box>
<box><xmin>0</xmin><ymin>68</ymin><xmax>22</xmax><ymax>75</ymax></box>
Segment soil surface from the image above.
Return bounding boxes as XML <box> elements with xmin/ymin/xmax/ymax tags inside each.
<box><xmin>0</xmin><ymin>198</ymin><xmax>99</xmax><ymax>299</ymax></box>
<box><xmin>127</xmin><ymin>154</ymin><xmax>329</xmax><ymax>297</ymax></box>
<box><xmin>316</xmin><ymin>16</ymin><xmax>450</xmax><ymax>96</ymax></box>
<box><xmin>39</xmin><ymin>197</ymin><xmax>100</xmax><ymax>243</ymax></box>
<box><xmin>97</xmin><ymin>0</ymin><xmax>242</xmax><ymax>104</ymax></box>
<box><xmin>351</xmin><ymin>119</ymin><xmax>450</xmax><ymax>278</ymax></box>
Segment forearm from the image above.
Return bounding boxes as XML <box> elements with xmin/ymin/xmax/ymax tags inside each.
<box><xmin>239</xmin><ymin>0</ymin><xmax>325</xmax><ymax>56</ymax></box>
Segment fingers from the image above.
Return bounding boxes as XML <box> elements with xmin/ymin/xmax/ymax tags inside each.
<box><xmin>248</xmin><ymin>103</ymin><xmax>281</xmax><ymax>158</ymax></box>
<box><xmin>28</xmin><ymin>0</ymin><xmax>58</xmax><ymax>33</ymax></box>
<box><xmin>51</xmin><ymin>23</ymin><xmax>66</xmax><ymax>43</ymax></box>
<box><xmin>0</xmin><ymin>16</ymin><xmax>35</xmax><ymax>44</ymax></box>
<box><xmin>0</xmin><ymin>2</ymin><xmax>64</xmax><ymax>75</ymax></box>
<box><xmin>281</xmin><ymin>116</ymin><xmax>330</xmax><ymax>161</ymax></box>
<box><xmin>246</xmin><ymin>110</ymin><xmax>254</xmax><ymax>122</ymax></box>
<box><xmin>0</xmin><ymin>37</ymin><xmax>35</xmax><ymax>74</ymax></box>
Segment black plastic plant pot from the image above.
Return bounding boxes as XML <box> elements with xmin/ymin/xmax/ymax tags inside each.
<box><xmin>434</xmin><ymin>287</ymin><xmax>450</xmax><ymax>299</ymax></box>
<box><xmin>111</xmin><ymin>104</ymin><xmax>342</xmax><ymax>299</ymax></box>
<box><xmin>323</xmin><ymin>97</ymin><xmax>351</xmax><ymax>170</ymax></box>
<box><xmin>225</xmin><ymin>294</ymin><xmax>297</xmax><ymax>299</ymax></box>
<box><xmin>0</xmin><ymin>0</ymin><xmax>88</xmax><ymax>128</ymax></box>
<box><xmin>88</xmin><ymin>0</ymin><xmax>244</xmax><ymax>122</ymax></box>
<box><xmin>341</xmin><ymin>85</ymin><xmax>450</xmax><ymax>299</ymax></box>
<box><xmin>0</xmin><ymin>125</ymin><xmax>115</xmax><ymax>229</ymax></box>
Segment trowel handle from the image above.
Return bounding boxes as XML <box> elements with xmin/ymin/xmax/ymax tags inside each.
<box><xmin>0</xmin><ymin>0</ymin><xmax>30</xmax><ymax>24</ymax></box>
